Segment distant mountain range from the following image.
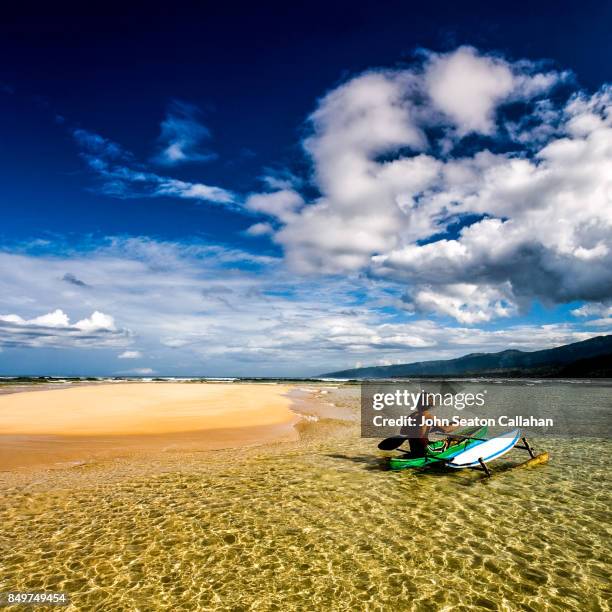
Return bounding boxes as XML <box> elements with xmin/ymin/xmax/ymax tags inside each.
<box><xmin>322</xmin><ymin>335</ymin><xmax>612</xmax><ymax>379</ymax></box>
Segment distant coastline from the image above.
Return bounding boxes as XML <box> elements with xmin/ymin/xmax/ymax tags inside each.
<box><xmin>322</xmin><ymin>335</ymin><xmax>612</xmax><ymax>379</ymax></box>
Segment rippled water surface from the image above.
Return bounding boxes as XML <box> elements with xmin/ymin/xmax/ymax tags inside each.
<box><xmin>0</xmin><ymin>385</ymin><xmax>610</xmax><ymax>611</ymax></box>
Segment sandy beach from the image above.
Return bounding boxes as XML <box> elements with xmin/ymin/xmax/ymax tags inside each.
<box><xmin>0</xmin><ymin>383</ymin><xmax>299</xmax><ymax>470</ymax></box>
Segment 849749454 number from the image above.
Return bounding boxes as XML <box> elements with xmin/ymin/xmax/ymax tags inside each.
<box><xmin>0</xmin><ymin>592</ymin><xmax>70</xmax><ymax>606</ymax></box>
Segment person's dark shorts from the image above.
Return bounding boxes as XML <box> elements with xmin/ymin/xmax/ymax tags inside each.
<box><xmin>408</xmin><ymin>438</ymin><xmax>428</xmax><ymax>457</ymax></box>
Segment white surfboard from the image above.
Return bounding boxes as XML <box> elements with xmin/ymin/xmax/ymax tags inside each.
<box><xmin>446</xmin><ymin>429</ymin><xmax>521</xmax><ymax>468</ymax></box>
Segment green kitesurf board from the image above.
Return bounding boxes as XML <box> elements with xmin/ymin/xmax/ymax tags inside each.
<box><xmin>388</xmin><ymin>426</ymin><xmax>488</xmax><ymax>471</ymax></box>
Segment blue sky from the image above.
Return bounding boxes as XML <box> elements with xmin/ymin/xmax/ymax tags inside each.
<box><xmin>0</xmin><ymin>1</ymin><xmax>611</xmax><ymax>376</ymax></box>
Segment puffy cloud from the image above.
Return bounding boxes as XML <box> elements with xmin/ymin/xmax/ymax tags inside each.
<box><xmin>29</xmin><ymin>309</ymin><xmax>70</xmax><ymax>327</ymax></box>
<box><xmin>0</xmin><ymin>308</ymin><xmax>129</xmax><ymax>349</ymax></box>
<box><xmin>372</xmin><ymin>90</ymin><xmax>612</xmax><ymax>310</ymax></box>
<box><xmin>571</xmin><ymin>302</ymin><xmax>612</xmax><ymax>318</ymax></box>
<box><xmin>153</xmin><ymin>100</ymin><xmax>216</xmax><ymax>166</ymax></box>
<box><xmin>409</xmin><ymin>283</ymin><xmax>516</xmax><ymax>324</ymax></box>
<box><xmin>244</xmin><ymin>48</ymin><xmax>611</xmax><ymax>323</ymax></box>
<box><xmin>424</xmin><ymin>47</ymin><xmax>567</xmax><ymax>136</ymax></box>
<box><xmin>424</xmin><ymin>46</ymin><xmax>515</xmax><ymax>135</ymax></box>
<box><xmin>245</xmin><ymin>189</ymin><xmax>304</xmax><ymax>222</ymax></box>
<box><xmin>571</xmin><ymin>301</ymin><xmax>612</xmax><ymax>326</ymax></box>
<box><xmin>245</xmin><ymin>222</ymin><xmax>274</xmax><ymax>237</ymax></box>
<box><xmin>74</xmin><ymin>311</ymin><xmax>117</xmax><ymax>332</ymax></box>
<box><xmin>118</xmin><ymin>350</ymin><xmax>143</xmax><ymax>359</ymax></box>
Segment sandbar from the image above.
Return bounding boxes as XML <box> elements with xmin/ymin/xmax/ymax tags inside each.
<box><xmin>0</xmin><ymin>382</ymin><xmax>299</xmax><ymax>470</ymax></box>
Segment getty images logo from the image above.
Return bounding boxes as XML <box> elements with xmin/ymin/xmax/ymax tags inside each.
<box><xmin>371</xmin><ymin>388</ymin><xmax>487</xmax><ymax>411</ymax></box>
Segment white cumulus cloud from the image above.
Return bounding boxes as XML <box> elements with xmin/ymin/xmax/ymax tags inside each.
<box><xmin>424</xmin><ymin>46</ymin><xmax>567</xmax><ymax>136</ymax></box>
<box><xmin>242</xmin><ymin>48</ymin><xmax>611</xmax><ymax>324</ymax></box>
<box><xmin>0</xmin><ymin>308</ymin><xmax>129</xmax><ymax>349</ymax></box>
<box><xmin>118</xmin><ymin>350</ymin><xmax>143</xmax><ymax>359</ymax></box>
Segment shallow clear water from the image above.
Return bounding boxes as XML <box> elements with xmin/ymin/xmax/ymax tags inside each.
<box><xmin>0</xmin><ymin>385</ymin><xmax>610</xmax><ymax>611</ymax></box>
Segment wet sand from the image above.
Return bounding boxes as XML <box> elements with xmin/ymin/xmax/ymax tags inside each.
<box><xmin>0</xmin><ymin>383</ymin><xmax>299</xmax><ymax>470</ymax></box>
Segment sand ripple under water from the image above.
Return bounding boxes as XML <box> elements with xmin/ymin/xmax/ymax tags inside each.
<box><xmin>0</xmin><ymin>388</ymin><xmax>610</xmax><ymax>611</ymax></box>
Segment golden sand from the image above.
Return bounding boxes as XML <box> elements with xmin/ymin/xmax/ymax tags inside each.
<box><xmin>0</xmin><ymin>383</ymin><xmax>298</xmax><ymax>470</ymax></box>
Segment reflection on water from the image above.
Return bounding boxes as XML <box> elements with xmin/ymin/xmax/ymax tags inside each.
<box><xmin>0</xmin><ymin>384</ymin><xmax>610</xmax><ymax>611</ymax></box>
